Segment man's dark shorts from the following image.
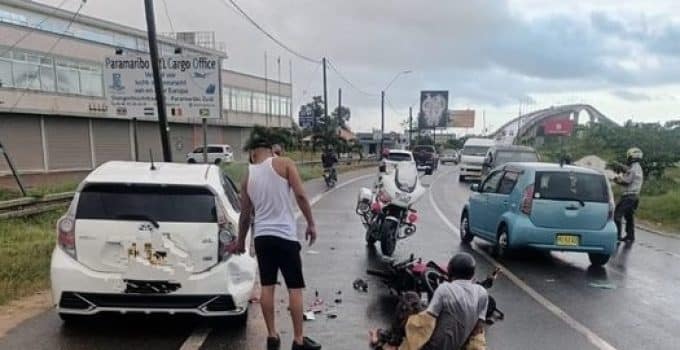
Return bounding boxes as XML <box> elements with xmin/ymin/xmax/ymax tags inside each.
<box><xmin>254</xmin><ymin>235</ymin><xmax>305</xmax><ymax>289</ymax></box>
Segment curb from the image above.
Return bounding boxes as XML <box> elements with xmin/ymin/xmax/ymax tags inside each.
<box><xmin>636</xmin><ymin>223</ymin><xmax>679</xmax><ymax>240</ymax></box>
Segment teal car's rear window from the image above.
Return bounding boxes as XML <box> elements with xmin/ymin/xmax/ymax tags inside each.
<box><xmin>534</xmin><ymin>172</ymin><xmax>609</xmax><ymax>203</ymax></box>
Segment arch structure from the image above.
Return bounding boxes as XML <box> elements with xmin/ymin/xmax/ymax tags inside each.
<box><xmin>490</xmin><ymin>104</ymin><xmax>618</xmax><ymax>145</ymax></box>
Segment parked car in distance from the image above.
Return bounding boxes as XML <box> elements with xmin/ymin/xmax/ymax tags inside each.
<box><xmin>459</xmin><ymin>138</ymin><xmax>495</xmax><ymax>181</ymax></box>
<box><xmin>460</xmin><ymin>162</ymin><xmax>617</xmax><ymax>266</ymax></box>
<box><xmin>481</xmin><ymin>145</ymin><xmax>539</xmax><ymax>177</ymax></box>
<box><xmin>412</xmin><ymin>145</ymin><xmax>439</xmax><ymax>175</ymax></box>
<box><xmin>187</xmin><ymin>144</ymin><xmax>233</xmax><ymax>164</ymax></box>
<box><xmin>384</xmin><ymin>150</ymin><xmax>416</xmax><ymax>171</ymax></box>
<box><xmin>51</xmin><ymin>161</ymin><xmax>255</xmax><ymax>324</ymax></box>
<box><xmin>440</xmin><ymin>149</ymin><xmax>459</xmax><ymax>164</ymax></box>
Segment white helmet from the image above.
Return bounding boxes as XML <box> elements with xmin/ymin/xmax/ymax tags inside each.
<box><xmin>626</xmin><ymin>147</ymin><xmax>643</xmax><ymax>160</ymax></box>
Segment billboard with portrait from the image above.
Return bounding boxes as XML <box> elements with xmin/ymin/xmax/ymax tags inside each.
<box><xmin>419</xmin><ymin>91</ymin><xmax>449</xmax><ymax>128</ymax></box>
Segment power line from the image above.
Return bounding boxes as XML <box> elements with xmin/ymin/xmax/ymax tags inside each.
<box><xmin>218</xmin><ymin>0</ymin><xmax>320</xmax><ymax>64</ymax></box>
<box><xmin>8</xmin><ymin>0</ymin><xmax>87</xmax><ymax>113</ymax></box>
<box><xmin>326</xmin><ymin>59</ymin><xmax>379</xmax><ymax>97</ymax></box>
<box><xmin>160</xmin><ymin>0</ymin><xmax>176</xmax><ymax>34</ymax></box>
<box><xmin>0</xmin><ymin>0</ymin><xmax>71</xmax><ymax>58</ymax></box>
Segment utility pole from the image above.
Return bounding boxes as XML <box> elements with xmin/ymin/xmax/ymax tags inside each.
<box><xmin>408</xmin><ymin>106</ymin><xmax>413</xmax><ymax>147</ymax></box>
<box><xmin>289</xmin><ymin>59</ymin><xmax>293</xmax><ymax>125</ymax></box>
<box><xmin>144</xmin><ymin>0</ymin><xmax>172</xmax><ymax>162</ymax></box>
<box><xmin>380</xmin><ymin>90</ymin><xmax>385</xmax><ymax>158</ymax></box>
<box><xmin>277</xmin><ymin>56</ymin><xmax>281</xmax><ymax>126</ymax></box>
<box><xmin>264</xmin><ymin>51</ymin><xmax>268</xmax><ymax>124</ymax></box>
<box><xmin>321</xmin><ymin>57</ymin><xmax>328</xmax><ymax>151</ymax></box>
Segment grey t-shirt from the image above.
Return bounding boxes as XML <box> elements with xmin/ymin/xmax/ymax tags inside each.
<box><xmin>422</xmin><ymin>280</ymin><xmax>488</xmax><ymax>350</ymax></box>
<box><xmin>621</xmin><ymin>162</ymin><xmax>643</xmax><ymax>196</ymax></box>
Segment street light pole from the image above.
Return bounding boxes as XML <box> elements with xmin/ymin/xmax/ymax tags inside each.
<box><xmin>380</xmin><ymin>90</ymin><xmax>385</xmax><ymax>158</ymax></box>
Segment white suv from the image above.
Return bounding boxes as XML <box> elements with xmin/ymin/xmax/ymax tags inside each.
<box><xmin>50</xmin><ymin>161</ymin><xmax>255</xmax><ymax>324</ymax></box>
<box><xmin>186</xmin><ymin>144</ymin><xmax>234</xmax><ymax>164</ymax></box>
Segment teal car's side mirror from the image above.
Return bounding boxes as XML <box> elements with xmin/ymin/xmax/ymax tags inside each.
<box><xmin>470</xmin><ymin>183</ymin><xmax>480</xmax><ymax>192</ymax></box>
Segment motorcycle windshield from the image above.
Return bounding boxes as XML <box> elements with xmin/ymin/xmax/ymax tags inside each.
<box><xmin>395</xmin><ymin>163</ymin><xmax>419</xmax><ymax>193</ymax></box>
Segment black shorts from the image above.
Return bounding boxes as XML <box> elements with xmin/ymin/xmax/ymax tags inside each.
<box><xmin>254</xmin><ymin>236</ymin><xmax>305</xmax><ymax>289</ymax></box>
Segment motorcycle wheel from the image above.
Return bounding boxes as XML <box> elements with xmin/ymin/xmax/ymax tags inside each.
<box><xmin>380</xmin><ymin>220</ymin><xmax>398</xmax><ymax>256</ymax></box>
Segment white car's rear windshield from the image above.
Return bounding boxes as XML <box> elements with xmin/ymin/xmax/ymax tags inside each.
<box><xmin>388</xmin><ymin>153</ymin><xmax>412</xmax><ymax>162</ymax></box>
<box><xmin>534</xmin><ymin>172</ymin><xmax>609</xmax><ymax>203</ymax></box>
<box><xmin>76</xmin><ymin>184</ymin><xmax>217</xmax><ymax>223</ymax></box>
<box><xmin>462</xmin><ymin>146</ymin><xmax>489</xmax><ymax>156</ymax></box>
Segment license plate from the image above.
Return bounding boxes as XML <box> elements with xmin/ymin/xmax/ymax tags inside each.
<box><xmin>555</xmin><ymin>234</ymin><xmax>579</xmax><ymax>246</ymax></box>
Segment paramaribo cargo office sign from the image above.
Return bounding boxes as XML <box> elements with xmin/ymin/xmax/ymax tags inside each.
<box><xmin>103</xmin><ymin>55</ymin><xmax>222</xmax><ymax>119</ymax></box>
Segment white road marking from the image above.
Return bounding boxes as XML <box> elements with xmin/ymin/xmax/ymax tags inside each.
<box><xmin>427</xmin><ymin>172</ymin><xmax>618</xmax><ymax>350</ymax></box>
<box><xmin>178</xmin><ymin>327</ymin><xmax>211</xmax><ymax>350</ymax></box>
<box><xmin>179</xmin><ymin>172</ymin><xmax>375</xmax><ymax>350</ymax></box>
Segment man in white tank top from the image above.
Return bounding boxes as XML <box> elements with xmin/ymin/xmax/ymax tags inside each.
<box><xmin>229</xmin><ymin>128</ymin><xmax>321</xmax><ymax>350</ymax></box>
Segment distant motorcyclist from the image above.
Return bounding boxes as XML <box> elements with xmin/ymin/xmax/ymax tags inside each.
<box><xmin>321</xmin><ymin>148</ymin><xmax>338</xmax><ymax>182</ymax></box>
<box><xmin>613</xmin><ymin>147</ymin><xmax>644</xmax><ymax>242</ymax></box>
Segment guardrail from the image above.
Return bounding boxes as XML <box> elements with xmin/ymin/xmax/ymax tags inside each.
<box><xmin>0</xmin><ymin>192</ymin><xmax>73</xmax><ymax>219</ymax></box>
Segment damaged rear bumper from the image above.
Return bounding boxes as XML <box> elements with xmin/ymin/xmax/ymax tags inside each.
<box><xmin>50</xmin><ymin>248</ymin><xmax>255</xmax><ymax>317</ymax></box>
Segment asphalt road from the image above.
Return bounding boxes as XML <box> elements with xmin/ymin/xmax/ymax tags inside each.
<box><xmin>1</xmin><ymin>165</ymin><xmax>679</xmax><ymax>349</ymax></box>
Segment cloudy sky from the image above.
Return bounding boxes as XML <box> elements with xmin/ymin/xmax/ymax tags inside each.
<box><xmin>41</xmin><ymin>0</ymin><xmax>680</xmax><ymax>133</ymax></box>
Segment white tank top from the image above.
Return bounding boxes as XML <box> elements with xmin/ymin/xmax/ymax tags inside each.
<box><xmin>247</xmin><ymin>157</ymin><xmax>298</xmax><ymax>241</ymax></box>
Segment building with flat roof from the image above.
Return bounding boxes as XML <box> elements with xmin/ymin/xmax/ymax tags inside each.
<box><xmin>0</xmin><ymin>0</ymin><xmax>292</xmax><ymax>186</ymax></box>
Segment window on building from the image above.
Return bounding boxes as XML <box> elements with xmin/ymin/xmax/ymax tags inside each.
<box><xmin>39</xmin><ymin>56</ymin><xmax>55</xmax><ymax>91</ymax></box>
<box><xmin>0</xmin><ymin>57</ymin><xmax>13</xmax><ymax>88</ymax></box>
<box><xmin>222</xmin><ymin>86</ymin><xmax>231</xmax><ymax>110</ymax></box>
<box><xmin>233</xmin><ymin>89</ymin><xmax>252</xmax><ymax>112</ymax></box>
<box><xmin>12</xmin><ymin>51</ymin><xmax>40</xmax><ymax>90</ymax></box>
<box><xmin>55</xmin><ymin>59</ymin><xmax>80</xmax><ymax>94</ymax></box>
<box><xmin>270</xmin><ymin>95</ymin><xmax>280</xmax><ymax>116</ymax></box>
<box><xmin>280</xmin><ymin>97</ymin><xmax>289</xmax><ymax>116</ymax></box>
<box><xmin>253</xmin><ymin>92</ymin><xmax>267</xmax><ymax>114</ymax></box>
<box><xmin>79</xmin><ymin>64</ymin><xmax>102</xmax><ymax>96</ymax></box>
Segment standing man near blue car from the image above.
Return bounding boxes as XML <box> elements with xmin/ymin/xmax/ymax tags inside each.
<box><xmin>614</xmin><ymin>147</ymin><xmax>644</xmax><ymax>243</ymax></box>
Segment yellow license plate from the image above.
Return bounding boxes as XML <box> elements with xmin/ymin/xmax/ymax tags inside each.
<box><xmin>555</xmin><ymin>234</ymin><xmax>579</xmax><ymax>246</ymax></box>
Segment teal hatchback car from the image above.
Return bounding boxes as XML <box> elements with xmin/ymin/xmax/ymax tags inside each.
<box><xmin>461</xmin><ymin>163</ymin><xmax>618</xmax><ymax>266</ymax></box>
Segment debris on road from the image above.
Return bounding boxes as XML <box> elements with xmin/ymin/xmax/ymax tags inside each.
<box><xmin>334</xmin><ymin>298</ymin><xmax>343</xmax><ymax>304</ymax></box>
<box><xmin>588</xmin><ymin>282</ymin><xmax>617</xmax><ymax>290</ymax></box>
<box><xmin>353</xmin><ymin>278</ymin><xmax>369</xmax><ymax>293</ymax></box>
<box><xmin>303</xmin><ymin>311</ymin><xmax>316</xmax><ymax>321</ymax></box>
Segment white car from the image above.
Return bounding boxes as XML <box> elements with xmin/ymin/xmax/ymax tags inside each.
<box><xmin>383</xmin><ymin>150</ymin><xmax>415</xmax><ymax>172</ymax></box>
<box><xmin>50</xmin><ymin>161</ymin><xmax>255</xmax><ymax>324</ymax></box>
<box><xmin>186</xmin><ymin>144</ymin><xmax>234</xmax><ymax>165</ymax></box>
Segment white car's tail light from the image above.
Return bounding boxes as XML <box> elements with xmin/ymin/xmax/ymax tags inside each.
<box><xmin>520</xmin><ymin>184</ymin><xmax>535</xmax><ymax>215</ymax></box>
<box><xmin>57</xmin><ymin>215</ymin><xmax>77</xmax><ymax>259</ymax></box>
<box><xmin>216</xmin><ymin>199</ymin><xmax>236</xmax><ymax>262</ymax></box>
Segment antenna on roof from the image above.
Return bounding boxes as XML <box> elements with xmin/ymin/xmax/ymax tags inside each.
<box><xmin>149</xmin><ymin>149</ymin><xmax>157</xmax><ymax>171</ymax></box>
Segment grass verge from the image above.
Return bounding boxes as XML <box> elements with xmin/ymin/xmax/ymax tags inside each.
<box><xmin>0</xmin><ymin>211</ymin><xmax>60</xmax><ymax>305</ymax></box>
<box><xmin>638</xmin><ymin>190</ymin><xmax>680</xmax><ymax>232</ymax></box>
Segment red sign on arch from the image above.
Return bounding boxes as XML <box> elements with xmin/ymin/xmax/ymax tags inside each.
<box><xmin>543</xmin><ymin>118</ymin><xmax>574</xmax><ymax>136</ymax></box>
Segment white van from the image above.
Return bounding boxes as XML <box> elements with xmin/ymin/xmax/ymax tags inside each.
<box><xmin>459</xmin><ymin>138</ymin><xmax>495</xmax><ymax>181</ymax></box>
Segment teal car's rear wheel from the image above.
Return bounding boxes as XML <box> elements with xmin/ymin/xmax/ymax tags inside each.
<box><xmin>493</xmin><ymin>225</ymin><xmax>510</xmax><ymax>258</ymax></box>
<box><xmin>460</xmin><ymin>213</ymin><xmax>474</xmax><ymax>244</ymax></box>
<box><xmin>588</xmin><ymin>253</ymin><xmax>610</xmax><ymax>266</ymax></box>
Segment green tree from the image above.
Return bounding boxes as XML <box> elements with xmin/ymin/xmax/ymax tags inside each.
<box><xmin>331</xmin><ymin>106</ymin><xmax>351</xmax><ymax>128</ymax></box>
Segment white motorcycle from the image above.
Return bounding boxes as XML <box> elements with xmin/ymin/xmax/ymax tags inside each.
<box><xmin>356</xmin><ymin>162</ymin><xmax>427</xmax><ymax>256</ymax></box>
